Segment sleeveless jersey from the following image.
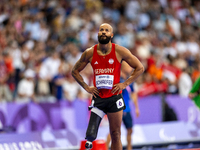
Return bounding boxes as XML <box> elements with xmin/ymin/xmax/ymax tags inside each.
<box><xmin>91</xmin><ymin>43</ymin><xmax>122</xmax><ymax>98</ymax></box>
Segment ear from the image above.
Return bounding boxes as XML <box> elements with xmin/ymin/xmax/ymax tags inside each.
<box><xmin>111</xmin><ymin>33</ymin><xmax>114</xmax><ymax>38</ymax></box>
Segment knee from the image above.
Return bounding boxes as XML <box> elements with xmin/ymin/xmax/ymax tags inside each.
<box><xmin>110</xmin><ymin>130</ymin><xmax>121</xmax><ymax>142</ymax></box>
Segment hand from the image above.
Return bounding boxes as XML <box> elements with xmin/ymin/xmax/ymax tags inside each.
<box><xmin>111</xmin><ymin>83</ymin><xmax>126</xmax><ymax>95</ymax></box>
<box><xmin>86</xmin><ymin>86</ymin><xmax>99</xmax><ymax>98</ymax></box>
<box><xmin>135</xmin><ymin>108</ymin><xmax>140</xmax><ymax>118</ymax></box>
<box><xmin>188</xmin><ymin>93</ymin><xmax>198</xmax><ymax>99</ymax></box>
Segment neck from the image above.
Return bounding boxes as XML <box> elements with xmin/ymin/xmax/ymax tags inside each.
<box><xmin>98</xmin><ymin>42</ymin><xmax>112</xmax><ymax>54</ymax></box>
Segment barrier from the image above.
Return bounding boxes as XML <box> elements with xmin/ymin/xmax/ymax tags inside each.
<box><xmin>79</xmin><ymin>140</ymin><xmax>87</xmax><ymax>150</ymax></box>
<box><xmin>93</xmin><ymin>140</ymin><xmax>107</xmax><ymax>150</ymax></box>
<box><xmin>0</xmin><ymin>95</ymin><xmax>199</xmax><ymax>150</ymax></box>
<box><xmin>0</xmin><ymin>95</ymin><xmax>198</xmax><ymax>134</ymax></box>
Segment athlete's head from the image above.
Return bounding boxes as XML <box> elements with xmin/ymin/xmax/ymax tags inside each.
<box><xmin>98</xmin><ymin>23</ymin><xmax>113</xmax><ymax>44</ymax></box>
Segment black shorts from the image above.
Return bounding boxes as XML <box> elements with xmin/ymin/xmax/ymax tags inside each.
<box><xmin>89</xmin><ymin>94</ymin><xmax>126</xmax><ymax>114</ymax></box>
<box><xmin>122</xmin><ymin>112</ymin><xmax>133</xmax><ymax>129</ymax></box>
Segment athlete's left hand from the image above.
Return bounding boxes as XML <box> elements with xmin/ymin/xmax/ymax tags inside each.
<box><xmin>112</xmin><ymin>83</ymin><xmax>126</xmax><ymax>95</ymax></box>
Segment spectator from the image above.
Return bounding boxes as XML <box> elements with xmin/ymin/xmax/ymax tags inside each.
<box><xmin>15</xmin><ymin>69</ymin><xmax>35</xmax><ymax>103</ymax></box>
<box><xmin>0</xmin><ymin>53</ymin><xmax>12</xmax><ymax>102</ymax></box>
<box><xmin>39</xmin><ymin>51</ymin><xmax>61</xmax><ymax>95</ymax></box>
<box><xmin>52</xmin><ymin>55</ymin><xmax>70</xmax><ymax>101</ymax></box>
<box><xmin>39</xmin><ymin>21</ymin><xmax>50</xmax><ymax>42</ymax></box>
<box><xmin>191</xmin><ymin>62</ymin><xmax>200</xmax><ymax>83</ymax></box>
<box><xmin>9</xmin><ymin>41</ymin><xmax>25</xmax><ymax>93</ymax></box>
<box><xmin>113</xmin><ymin>22</ymin><xmax>134</xmax><ymax>49</ymax></box>
<box><xmin>0</xmin><ymin>0</ymin><xmax>200</xmax><ymax>102</ymax></box>
<box><xmin>178</xmin><ymin>68</ymin><xmax>192</xmax><ymax>97</ymax></box>
<box><xmin>125</xmin><ymin>0</ymin><xmax>140</xmax><ymax>21</ymax></box>
<box><xmin>62</xmin><ymin>72</ymin><xmax>82</xmax><ymax>102</ymax></box>
<box><xmin>66</xmin><ymin>43</ymin><xmax>82</xmax><ymax>67</ymax></box>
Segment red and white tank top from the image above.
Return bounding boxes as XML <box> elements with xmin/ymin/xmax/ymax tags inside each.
<box><xmin>91</xmin><ymin>43</ymin><xmax>122</xmax><ymax>98</ymax></box>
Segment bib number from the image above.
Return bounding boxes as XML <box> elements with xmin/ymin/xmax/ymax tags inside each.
<box><xmin>96</xmin><ymin>75</ymin><xmax>114</xmax><ymax>89</ymax></box>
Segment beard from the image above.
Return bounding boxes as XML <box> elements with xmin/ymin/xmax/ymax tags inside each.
<box><xmin>98</xmin><ymin>35</ymin><xmax>111</xmax><ymax>44</ymax></box>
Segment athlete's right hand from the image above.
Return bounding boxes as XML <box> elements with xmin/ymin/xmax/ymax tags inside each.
<box><xmin>86</xmin><ymin>86</ymin><xmax>99</xmax><ymax>98</ymax></box>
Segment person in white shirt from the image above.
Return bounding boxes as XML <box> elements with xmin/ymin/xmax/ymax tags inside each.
<box><xmin>39</xmin><ymin>51</ymin><xmax>61</xmax><ymax>95</ymax></box>
<box><xmin>62</xmin><ymin>73</ymin><xmax>82</xmax><ymax>102</ymax></box>
<box><xmin>178</xmin><ymin>68</ymin><xmax>192</xmax><ymax>97</ymax></box>
<box><xmin>16</xmin><ymin>69</ymin><xmax>35</xmax><ymax>103</ymax></box>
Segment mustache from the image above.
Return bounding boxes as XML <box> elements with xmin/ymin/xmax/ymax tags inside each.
<box><xmin>100</xmin><ymin>35</ymin><xmax>107</xmax><ymax>38</ymax></box>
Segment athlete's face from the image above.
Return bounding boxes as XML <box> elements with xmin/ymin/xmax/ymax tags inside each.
<box><xmin>98</xmin><ymin>24</ymin><xmax>113</xmax><ymax>44</ymax></box>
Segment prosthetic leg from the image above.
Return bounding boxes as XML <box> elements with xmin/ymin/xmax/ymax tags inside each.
<box><xmin>85</xmin><ymin>107</ymin><xmax>105</xmax><ymax>149</ymax></box>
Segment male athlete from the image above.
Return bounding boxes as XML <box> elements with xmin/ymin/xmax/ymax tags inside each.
<box><xmin>72</xmin><ymin>23</ymin><xmax>144</xmax><ymax>150</ymax></box>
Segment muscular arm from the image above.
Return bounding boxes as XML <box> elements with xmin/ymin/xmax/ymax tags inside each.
<box><xmin>71</xmin><ymin>50</ymin><xmax>90</xmax><ymax>90</ymax></box>
<box><xmin>112</xmin><ymin>45</ymin><xmax>144</xmax><ymax>94</ymax></box>
<box><xmin>122</xmin><ymin>55</ymin><xmax>144</xmax><ymax>87</ymax></box>
<box><xmin>118</xmin><ymin>45</ymin><xmax>144</xmax><ymax>86</ymax></box>
<box><xmin>71</xmin><ymin>48</ymin><xmax>99</xmax><ymax>97</ymax></box>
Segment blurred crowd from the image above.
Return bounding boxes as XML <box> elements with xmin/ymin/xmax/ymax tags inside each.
<box><xmin>0</xmin><ymin>0</ymin><xmax>200</xmax><ymax>103</ymax></box>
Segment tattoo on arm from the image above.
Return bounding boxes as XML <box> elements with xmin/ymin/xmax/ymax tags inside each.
<box><xmin>73</xmin><ymin>51</ymin><xmax>87</xmax><ymax>70</ymax></box>
<box><xmin>75</xmin><ymin>73</ymin><xmax>88</xmax><ymax>88</ymax></box>
<box><xmin>72</xmin><ymin>51</ymin><xmax>89</xmax><ymax>90</ymax></box>
<box><xmin>73</xmin><ymin>61</ymin><xmax>82</xmax><ymax>70</ymax></box>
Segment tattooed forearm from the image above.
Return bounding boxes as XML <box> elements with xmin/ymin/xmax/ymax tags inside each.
<box><xmin>71</xmin><ymin>50</ymin><xmax>90</xmax><ymax>91</ymax></box>
<box><xmin>73</xmin><ymin>61</ymin><xmax>82</xmax><ymax>70</ymax></box>
<box><xmin>72</xmin><ymin>69</ymin><xmax>88</xmax><ymax>90</ymax></box>
<box><xmin>77</xmin><ymin>78</ymin><xmax>88</xmax><ymax>89</ymax></box>
<box><xmin>80</xmin><ymin>51</ymin><xmax>87</xmax><ymax>62</ymax></box>
<box><xmin>73</xmin><ymin>51</ymin><xmax>87</xmax><ymax>71</ymax></box>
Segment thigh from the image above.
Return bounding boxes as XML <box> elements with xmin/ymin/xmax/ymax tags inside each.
<box><xmin>106</xmin><ymin>94</ymin><xmax>125</xmax><ymax>113</ymax></box>
<box><xmin>107</xmin><ymin>110</ymin><xmax>123</xmax><ymax>132</ymax></box>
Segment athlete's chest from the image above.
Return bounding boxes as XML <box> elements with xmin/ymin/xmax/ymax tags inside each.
<box><xmin>92</xmin><ymin>55</ymin><xmax>116</xmax><ymax>69</ymax></box>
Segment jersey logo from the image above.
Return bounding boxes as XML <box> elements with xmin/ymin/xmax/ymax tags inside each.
<box><xmin>116</xmin><ymin>98</ymin><xmax>124</xmax><ymax>109</ymax></box>
<box><xmin>94</xmin><ymin>61</ymin><xmax>98</xmax><ymax>64</ymax></box>
<box><xmin>108</xmin><ymin>58</ymin><xmax>114</xmax><ymax>64</ymax></box>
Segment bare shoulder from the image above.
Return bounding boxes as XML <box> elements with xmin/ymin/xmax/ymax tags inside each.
<box><xmin>115</xmin><ymin>44</ymin><xmax>144</xmax><ymax>69</ymax></box>
<box><xmin>81</xmin><ymin>45</ymin><xmax>95</xmax><ymax>62</ymax></box>
<box><xmin>115</xmin><ymin>44</ymin><xmax>133</xmax><ymax>59</ymax></box>
<box><xmin>85</xmin><ymin>45</ymin><xmax>94</xmax><ymax>55</ymax></box>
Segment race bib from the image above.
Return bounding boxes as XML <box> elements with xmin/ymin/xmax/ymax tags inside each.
<box><xmin>96</xmin><ymin>75</ymin><xmax>114</xmax><ymax>89</ymax></box>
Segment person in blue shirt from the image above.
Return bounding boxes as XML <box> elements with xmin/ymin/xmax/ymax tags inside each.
<box><xmin>106</xmin><ymin>62</ymin><xmax>140</xmax><ymax>150</ymax></box>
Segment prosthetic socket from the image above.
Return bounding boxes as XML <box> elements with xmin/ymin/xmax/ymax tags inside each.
<box><xmin>85</xmin><ymin>107</ymin><xmax>105</xmax><ymax>142</ymax></box>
